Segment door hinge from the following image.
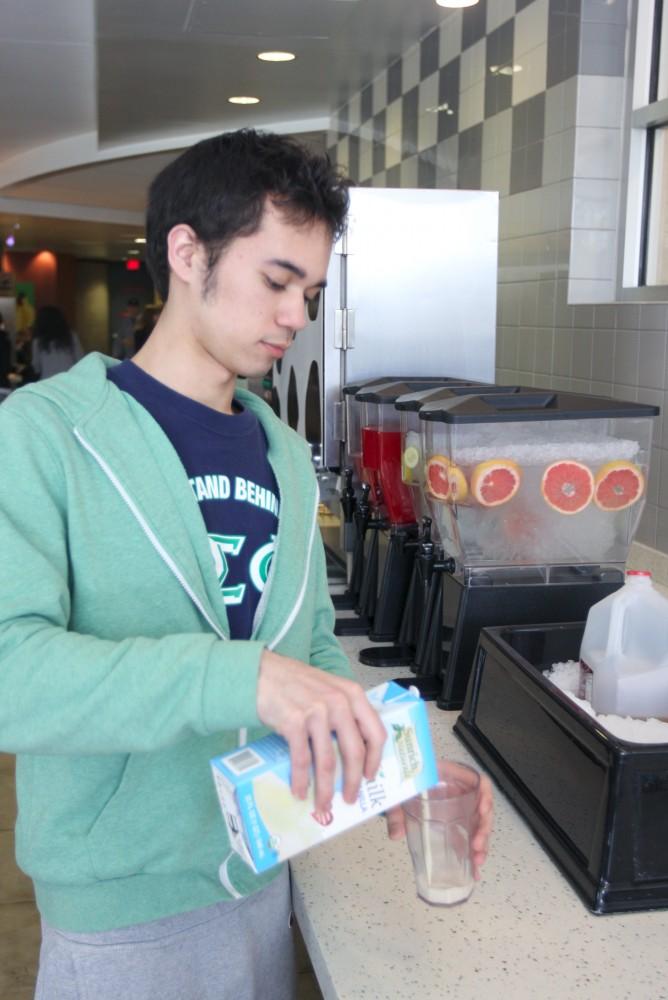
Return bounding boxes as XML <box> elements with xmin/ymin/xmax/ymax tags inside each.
<box><xmin>334</xmin><ymin>308</ymin><xmax>355</xmax><ymax>350</ymax></box>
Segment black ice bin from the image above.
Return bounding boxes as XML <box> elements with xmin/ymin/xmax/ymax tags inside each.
<box><xmin>455</xmin><ymin>622</ymin><xmax>668</xmax><ymax>914</ymax></box>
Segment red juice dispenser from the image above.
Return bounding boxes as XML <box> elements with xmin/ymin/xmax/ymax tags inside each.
<box><xmin>336</xmin><ymin>377</ymin><xmax>463</xmax><ymax>637</ymax></box>
<box><xmin>417</xmin><ymin>389</ymin><xmax>659</xmax><ymax>710</ymax></box>
<box><xmin>348</xmin><ymin>378</ymin><xmax>483</xmax><ymax>646</ymax></box>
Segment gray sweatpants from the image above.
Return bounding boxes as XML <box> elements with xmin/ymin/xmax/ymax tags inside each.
<box><xmin>35</xmin><ymin>866</ymin><xmax>295</xmax><ymax>1000</ymax></box>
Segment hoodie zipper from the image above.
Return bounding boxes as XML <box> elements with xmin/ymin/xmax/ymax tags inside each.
<box><xmin>73</xmin><ymin>428</ymin><xmax>320</xmax><ymax>651</ymax></box>
<box><xmin>73</xmin><ymin>428</ymin><xmax>227</xmax><ymax>641</ymax></box>
<box><xmin>75</xmin><ymin>426</ymin><xmax>321</xmax><ymax>891</ymax></box>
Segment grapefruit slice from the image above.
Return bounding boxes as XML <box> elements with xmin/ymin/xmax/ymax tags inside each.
<box><xmin>448</xmin><ymin>463</ymin><xmax>469</xmax><ymax>503</ymax></box>
<box><xmin>470</xmin><ymin>459</ymin><xmax>521</xmax><ymax>507</ymax></box>
<box><xmin>541</xmin><ymin>460</ymin><xmax>594</xmax><ymax>515</ymax></box>
<box><xmin>426</xmin><ymin>455</ymin><xmax>451</xmax><ymax>501</ymax></box>
<box><xmin>594</xmin><ymin>460</ymin><xmax>645</xmax><ymax>511</ymax></box>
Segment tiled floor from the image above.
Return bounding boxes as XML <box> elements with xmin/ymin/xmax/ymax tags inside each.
<box><xmin>0</xmin><ymin>753</ymin><xmax>322</xmax><ymax>1000</ymax></box>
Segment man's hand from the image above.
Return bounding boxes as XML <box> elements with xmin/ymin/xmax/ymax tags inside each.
<box><xmin>385</xmin><ymin>759</ymin><xmax>494</xmax><ymax>879</ymax></box>
<box><xmin>256</xmin><ymin>649</ymin><xmax>387</xmax><ymax>812</ymax></box>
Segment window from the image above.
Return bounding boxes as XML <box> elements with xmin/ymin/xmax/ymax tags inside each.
<box><xmin>626</xmin><ymin>0</ymin><xmax>668</xmax><ymax>288</ymax></box>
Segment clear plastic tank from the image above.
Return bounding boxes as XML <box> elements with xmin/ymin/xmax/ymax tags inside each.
<box><xmin>355</xmin><ymin>379</ymin><xmax>482</xmax><ymax>523</ymax></box>
<box><xmin>418</xmin><ymin>391</ymin><xmax>658</xmax><ymax>570</ymax></box>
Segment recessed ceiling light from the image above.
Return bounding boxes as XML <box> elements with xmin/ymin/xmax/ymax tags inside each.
<box><xmin>490</xmin><ymin>63</ymin><xmax>522</xmax><ymax>76</ymax></box>
<box><xmin>257</xmin><ymin>51</ymin><xmax>295</xmax><ymax>62</ymax></box>
<box><xmin>435</xmin><ymin>0</ymin><xmax>479</xmax><ymax>7</ymax></box>
<box><xmin>134</xmin><ymin>237</ymin><xmax>146</xmax><ymax>244</ymax></box>
<box><xmin>228</xmin><ymin>95</ymin><xmax>260</xmax><ymax>105</ymax></box>
<box><xmin>128</xmin><ymin>249</ymin><xmax>141</xmax><ymax>255</ymax></box>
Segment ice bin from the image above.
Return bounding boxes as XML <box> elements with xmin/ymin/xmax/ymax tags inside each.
<box><xmin>455</xmin><ymin>621</ymin><xmax>668</xmax><ymax>914</ymax></box>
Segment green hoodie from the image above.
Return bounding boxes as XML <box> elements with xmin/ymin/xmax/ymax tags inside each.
<box><xmin>0</xmin><ymin>353</ymin><xmax>352</xmax><ymax>932</ymax></box>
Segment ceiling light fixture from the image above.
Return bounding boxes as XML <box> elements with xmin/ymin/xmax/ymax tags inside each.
<box><xmin>134</xmin><ymin>237</ymin><xmax>146</xmax><ymax>244</ymax></box>
<box><xmin>257</xmin><ymin>51</ymin><xmax>295</xmax><ymax>62</ymax></box>
<box><xmin>435</xmin><ymin>0</ymin><xmax>479</xmax><ymax>8</ymax></box>
<box><xmin>426</xmin><ymin>101</ymin><xmax>455</xmax><ymax>114</ymax></box>
<box><xmin>489</xmin><ymin>63</ymin><xmax>523</xmax><ymax>76</ymax></box>
<box><xmin>228</xmin><ymin>95</ymin><xmax>260</xmax><ymax>105</ymax></box>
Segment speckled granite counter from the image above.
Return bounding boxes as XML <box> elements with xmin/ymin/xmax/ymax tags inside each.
<box><xmin>290</xmin><ymin>632</ymin><xmax>668</xmax><ymax>1000</ymax></box>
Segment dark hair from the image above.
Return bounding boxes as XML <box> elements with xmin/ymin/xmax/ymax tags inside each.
<box><xmin>145</xmin><ymin>129</ymin><xmax>351</xmax><ymax>301</ymax></box>
<box><xmin>33</xmin><ymin>306</ymin><xmax>73</xmax><ymax>351</ymax></box>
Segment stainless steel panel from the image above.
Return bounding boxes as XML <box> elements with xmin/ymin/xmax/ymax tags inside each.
<box><xmin>273</xmin><ymin>187</ymin><xmax>499</xmax><ymax>469</ymax></box>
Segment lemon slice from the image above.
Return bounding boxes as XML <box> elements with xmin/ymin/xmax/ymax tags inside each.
<box><xmin>403</xmin><ymin>445</ymin><xmax>420</xmax><ymax>470</ymax></box>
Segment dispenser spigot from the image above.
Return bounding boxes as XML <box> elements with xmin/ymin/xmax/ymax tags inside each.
<box><xmin>339</xmin><ymin>467</ymin><xmax>356</xmax><ymax>523</ymax></box>
<box><xmin>357</xmin><ymin>483</ymin><xmax>371</xmax><ymax>532</ymax></box>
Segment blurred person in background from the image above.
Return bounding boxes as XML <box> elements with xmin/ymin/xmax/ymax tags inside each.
<box><xmin>31</xmin><ymin>305</ymin><xmax>84</xmax><ymax>380</ymax></box>
<box><xmin>112</xmin><ymin>296</ymin><xmax>142</xmax><ymax>358</ymax></box>
<box><xmin>6</xmin><ymin>324</ymin><xmax>36</xmax><ymax>388</ymax></box>
<box><xmin>15</xmin><ymin>291</ymin><xmax>35</xmax><ymax>337</ymax></box>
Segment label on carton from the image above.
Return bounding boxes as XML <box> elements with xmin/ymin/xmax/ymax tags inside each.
<box><xmin>210</xmin><ymin>681</ymin><xmax>438</xmax><ymax>873</ymax></box>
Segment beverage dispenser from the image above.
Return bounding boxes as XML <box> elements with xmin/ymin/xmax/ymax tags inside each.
<box><xmin>344</xmin><ymin>379</ymin><xmax>485</xmax><ymax>645</ymax></box>
<box><xmin>357</xmin><ymin>383</ymin><xmax>504</xmax><ymax>672</ymax></box>
<box><xmin>417</xmin><ymin>389</ymin><xmax>659</xmax><ymax>709</ymax></box>
<box><xmin>335</xmin><ymin>377</ymin><xmax>447</xmax><ymax>636</ymax></box>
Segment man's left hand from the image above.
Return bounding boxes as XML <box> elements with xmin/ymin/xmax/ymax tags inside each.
<box><xmin>385</xmin><ymin>759</ymin><xmax>494</xmax><ymax>880</ymax></box>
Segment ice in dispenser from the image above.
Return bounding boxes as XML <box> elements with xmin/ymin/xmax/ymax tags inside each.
<box><xmin>419</xmin><ymin>390</ymin><xmax>656</xmax><ymax>570</ymax></box>
<box><xmin>396</xmin><ymin>384</ymin><xmax>518</xmax><ymax>534</ymax></box>
<box><xmin>580</xmin><ymin>570</ymin><xmax>668</xmax><ymax>719</ymax></box>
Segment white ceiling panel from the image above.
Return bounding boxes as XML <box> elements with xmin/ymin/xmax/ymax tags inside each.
<box><xmin>0</xmin><ymin>0</ymin><xmax>450</xmax><ymax>259</ymax></box>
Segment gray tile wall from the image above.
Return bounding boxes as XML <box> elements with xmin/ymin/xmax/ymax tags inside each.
<box><xmin>327</xmin><ymin>0</ymin><xmax>668</xmax><ymax>556</ymax></box>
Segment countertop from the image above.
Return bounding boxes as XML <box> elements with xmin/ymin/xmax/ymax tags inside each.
<box><xmin>290</xmin><ymin>632</ymin><xmax>668</xmax><ymax>1000</ymax></box>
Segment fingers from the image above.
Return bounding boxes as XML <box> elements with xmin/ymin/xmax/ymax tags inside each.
<box><xmin>284</xmin><ymin>729</ymin><xmax>312</xmax><ymax>802</ymax></box>
<box><xmin>471</xmin><ymin>773</ymin><xmax>494</xmax><ymax>878</ymax></box>
<box><xmin>385</xmin><ymin>805</ymin><xmax>405</xmax><ymax>840</ymax></box>
<box><xmin>350</xmin><ymin>687</ymin><xmax>388</xmax><ymax>783</ymax></box>
<box><xmin>256</xmin><ymin>651</ymin><xmax>387</xmax><ymax>811</ymax></box>
<box><xmin>306</xmin><ymin>699</ymin><xmax>347</xmax><ymax>811</ymax></box>
<box><xmin>325</xmin><ymin>693</ymin><xmax>367</xmax><ymax>806</ymax></box>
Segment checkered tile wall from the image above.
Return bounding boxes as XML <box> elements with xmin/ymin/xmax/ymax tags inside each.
<box><xmin>328</xmin><ymin>0</ymin><xmax>589</xmax><ymax>195</ymax></box>
<box><xmin>326</xmin><ymin>0</ymin><xmax>668</xmax><ymax>554</ymax></box>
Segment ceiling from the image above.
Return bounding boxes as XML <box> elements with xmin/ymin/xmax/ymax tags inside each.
<box><xmin>0</xmin><ymin>0</ymin><xmax>452</xmax><ymax>261</ymax></box>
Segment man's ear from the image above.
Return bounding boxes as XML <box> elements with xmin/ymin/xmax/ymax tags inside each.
<box><xmin>166</xmin><ymin>224</ymin><xmax>203</xmax><ymax>287</ymax></box>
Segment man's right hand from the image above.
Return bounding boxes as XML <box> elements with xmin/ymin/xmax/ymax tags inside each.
<box><xmin>256</xmin><ymin>649</ymin><xmax>387</xmax><ymax>813</ymax></box>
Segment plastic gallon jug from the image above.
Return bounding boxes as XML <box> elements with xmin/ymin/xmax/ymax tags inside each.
<box><xmin>580</xmin><ymin>570</ymin><xmax>668</xmax><ymax>719</ymax></box>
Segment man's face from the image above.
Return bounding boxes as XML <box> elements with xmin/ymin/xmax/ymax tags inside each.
<box><xmin>187</xmin><ymin>202</ymin><xmax>332</xmax><ymax>380</ymax></box>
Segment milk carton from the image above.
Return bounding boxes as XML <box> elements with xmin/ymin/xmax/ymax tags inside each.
<box><xmin>211</xmin><ymin>681</ymin><xmax>438</xmax><ymax>873</ymax></box>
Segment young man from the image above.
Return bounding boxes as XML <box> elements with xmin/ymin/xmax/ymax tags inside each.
<box><xmin>0</xmin><ymin>130</ymin><xmax>492</xmax><ymax>1000</ymax></box>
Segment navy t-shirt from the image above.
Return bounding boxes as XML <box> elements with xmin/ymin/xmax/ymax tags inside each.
<box><xmin>108</xmin><ymin>361</ymin><xmax>279</xmax><ymax>639</ymax></box>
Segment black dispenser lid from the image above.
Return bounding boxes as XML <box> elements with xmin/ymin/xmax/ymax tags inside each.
<box><xmin>394</xmin><ymin>384</ymin><xmax>521</xmax><ymax>412</ymax></box>
<box><xmin>419</xmin><ymin>390</ymin><xmax>661</xmax><ymax>423</ymax></box>
<box><xmin>355</xmin><ymin>376</ymin><xmax>485</xmax><ymax>405</ymax></box>
<box><xmin>342</xmin><ymin>377</ymin><xmax>402</xmax><ymax>397</ymax></box>
<box><xmin>342</xmin><ymin>375</ymin><xmax>470</xmax><ymax>398</ymax></box>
